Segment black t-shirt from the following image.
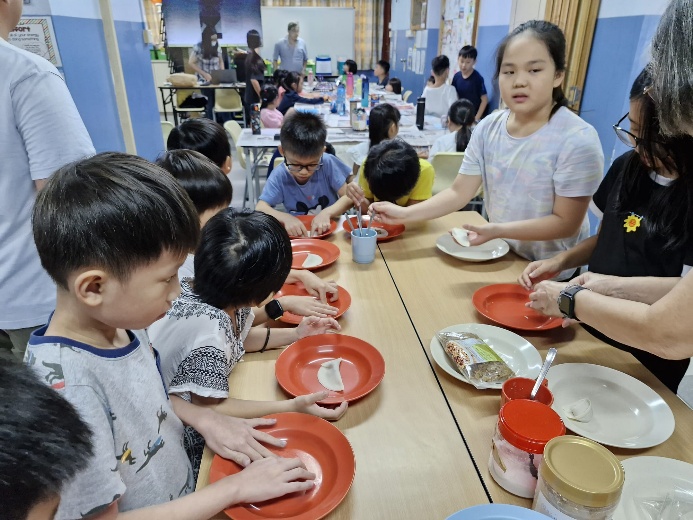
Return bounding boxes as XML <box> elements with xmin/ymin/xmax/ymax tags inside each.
<box><xmin>584</xmin><ymin>150</ymin><xmax>691</xmax><ymax>393</ymax></box>
<box><xmin>589</xmin><ymin>150</ymin><xmax>693</xmax><ymax>277</ymax></box>
<box><xmin>451</xmin><ymin>69</ymin><xmax>487</xmax><ymax>115</ymax></box>
<box><xmin>244</xmin><ymin>54</ymin><xmax>265</xmax><ymax>105</ymax></box>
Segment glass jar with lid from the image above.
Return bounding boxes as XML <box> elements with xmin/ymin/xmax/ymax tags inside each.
<box><xmin>488</xmin><ymin>399</ymin><xmax>566</xmax><ymax>498</ymax></box>
<box><xmin>532</xmin><ymin>435</ymin><xmax>624</xmax><ymax>520</ymax></box>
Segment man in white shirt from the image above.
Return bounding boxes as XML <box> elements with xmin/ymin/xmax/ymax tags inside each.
<box><xmin>273</xmin><ymin>22</ymin><xmax>308</xmax><ymax>75</ymax></box>
<box><xmin>0</xmin><ymin>0</ymin><xmax>94</xmax><ymax>359</ymax></box>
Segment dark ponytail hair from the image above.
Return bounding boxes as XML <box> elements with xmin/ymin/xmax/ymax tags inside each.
<box><xmin>448</xmin><ymin>99</ymin><xmax>475</xmax><ymax>152</ymax></box>
<box><xmin>261</xmin><ymin>84</ymin><xmax>279</xmax><ymax>109</ymax></box>
<box><xmin>616</xmin><ymin>67</ymin><xmax>693</xmax><ymax>251</ymax></box>
<box><xmin>368</xmin><ymin>104</ymin><xmax>401</xmax><ymax>147</ymax></box>
<box><xmin>245</xmin><ymin>30</ymin><xmax>265</xmax><ymax>76</ymax></box>
<box><xmin>272</xmin><ymin>68</ymin><xmax>289</xmax><ymax>88</ymax></box>
<box><xmin>283</xmin><ymin>71</ymin><xmax>301</xmax><ymax>93</ymax></box>
<box><xmin>494</xmin><ymin>20</ymin><xmax>568</xmax><ymax>118</ymax></box>
<box><xmin>201</xmin><ymin>26</ymin><xmax>219</xmax><ymax>60</ymax></box>
<box><xmin>387</xmin><ymin>77</ymin><xmax>402</xmax><ymax>94</ymax></box>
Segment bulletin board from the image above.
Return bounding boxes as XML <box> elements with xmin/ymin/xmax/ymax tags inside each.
<box><xmin>439</xmin><ymin>0</ymin><xmax>479</xmax><ymax>76</ymax></box>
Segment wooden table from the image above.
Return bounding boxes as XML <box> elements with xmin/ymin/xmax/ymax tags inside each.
<box><xmin>378</xmin><ymin>212</ymin><xmax>693</xmax><ymax>506</ymax></box>
<box><xmin>196</xmin><ymin>228</ymin><xmax>491</xmax><ymax>519</ymax></box>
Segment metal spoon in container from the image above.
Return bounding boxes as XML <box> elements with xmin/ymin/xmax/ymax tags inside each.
<box><xmin>530</xmin><ymin>348</ymin><xmax>557</xmax><ymax>400</ymax></box>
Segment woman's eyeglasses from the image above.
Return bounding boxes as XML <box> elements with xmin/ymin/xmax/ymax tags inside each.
<box><xmin>613</xmin><ymin>113</ymin><xmax>643</xmax><ymax>148</ymax></box>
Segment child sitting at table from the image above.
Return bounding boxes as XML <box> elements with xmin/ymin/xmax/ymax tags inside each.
<box><xmin>346</xmin><ymin>139</ymin><xmax>434</xmax><ymax>209</ymax></box>
<box><xmin>256</xmin><ymin>112</ymin><xmax>352</xmax><ymax>237</ymax></box>
<box><xmin>149</xmin><ymin>208</ymin><xmax>346</xmax><ymax>481</ymax></box>
<box><xmin>277</xmin><ymin>72</ymin><xmax>328</xmax><ymax>115</ymax></box>
<box><xmin>167</xmin><ymin>117</ymin><xmax>232</xmax><ymax>174</ymax></box>
<box><xmin>347</xmin><ymin>103</ymin><xmax>401</xmax><ymax>178</ymax></box>
<box><xmin>26</xmin><ymin>152</ymin><xmax>316</xmax><ymax>518</ymax></box>
<box><xmin>422</xmin><ymin>56</ymin><xmax>458</xmax><ymax>118</ymax></box>
<box><xmin>385</xmin><ymin>77</ymin><xmax>402</xmax><ymax>95</ymax></box>
<box><xmin>260</xmin><ymin>84</ymin><xmax>284</xmax><ymax>128</ymax></box>
<box><xmin>344</xmin><ymin>59</ymin><xmax>358</xmax><ymax>74</ymax></box>
<box><xmin>1</xmin><ymin>362</ymin><xmax>93</xmax><ymax>520</ymax></box>
<box><xmin>156</xmin><ymin>149</ymin><xmax>339</xmax><ymax>320</ymax></box>
<box><xmin>272</xmin><ymin>68</ymin><xmax>289</xmax><ymax>105</ymax></box>
<box><xmin>374</xmin><ymin>60</ymin><xmax>390</xmax><ymax>87</ymax></box>
<box><xmin>427</xmin><ymin>98</ymin><xmax>475</xmax><ymax>160</ymax></box>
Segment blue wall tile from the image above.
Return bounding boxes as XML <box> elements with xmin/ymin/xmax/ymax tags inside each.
<box><xmin>475</xmin><ymin>24</ymin><xmax>508</xmax><ymax>111</ymax></box>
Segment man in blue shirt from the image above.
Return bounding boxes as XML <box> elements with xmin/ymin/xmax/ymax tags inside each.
<box><xmin>451</xmin><ymin>45</ymin><xmax>488</xmax><ymax>122</ymax></box>
<box><xmin>273</xmin><ymin>22</ymin><xmax>308</xmax><ymax>75</ymax></box>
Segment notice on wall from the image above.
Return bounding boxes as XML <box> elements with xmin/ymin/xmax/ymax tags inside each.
<box><xmin>440</xmin><ymin>0</ymin><xmax>475</xmax><ymax>76</ymax></box>
<box><xmin>9</xmin><ymin>17</ymin><xmax>62</xmax><ymax>67</ymax></box>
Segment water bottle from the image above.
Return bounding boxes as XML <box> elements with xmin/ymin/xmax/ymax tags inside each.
<box><xmin>251</xmin><ymin>103</ymin><xmax>262</xmax><ymax>135</ymax></box>
<box><xmin>355</xmin><ymin>76</ymin><xmax>362</xmax><ymax>99</ymax></box>
<box><xmin>416</xmin><ymin>97</ymin><xmax>425</xmax><ymax>130</ymax></box>
<box><xmin>346</xmin><ymin>73</ymin><xmax>354</xmax><ymax>98</ymax></box>
<box><xmin>361</xmin><ymin>75</ymin><xmax>369</xmax><ymax>108</ymax></box>
<box><xmin>337</xmin><ymin>84</ymin><xmax>346</xmax><ymax>116</ymax></box>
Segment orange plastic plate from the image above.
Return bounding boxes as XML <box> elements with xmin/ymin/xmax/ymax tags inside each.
<box><xmin>472</xmin><ymin>284</ymin><xmax>562</xmax><ymax>331</ymax></box>
<box><xmin>290</xmin><ymin>239</ymin><xmax>340</xmax><ymax>270</ymax></box>
<box><xmin>275</xmin><ymin>283</ymin><xmax>351</xmax><ymax>325</ymax></box>
<box><xmin>342</xmin><ymin>215</ymin><xmax>405</xmax><ymax>242</ymax></box>
<box><xmin>287</xmin><ymin>215</ymin><xmax>338</xmax><ymax>239</ymax></box>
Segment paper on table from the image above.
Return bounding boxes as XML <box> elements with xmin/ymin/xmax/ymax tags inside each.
<box><xmin>260</xmin><ymin>129</ymin><xmax>279</xmax><ymax>136</ymax></box>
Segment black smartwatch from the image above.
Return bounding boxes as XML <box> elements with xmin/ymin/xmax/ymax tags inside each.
<box><xmin>557</xmin><ymin>285</ymin><xmax>590</xmax><ymax>320</ymax></box>
<box><xmin>265</xmin><ymin>299</ymin><xmax>284</xmax><ymax>320</ymax></box>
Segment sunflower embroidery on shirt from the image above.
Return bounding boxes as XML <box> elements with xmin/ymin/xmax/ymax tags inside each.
<box><xmin>624</xmin><ymin>213</ymin><xmax>642</xmax><ymax>233</ymax></box>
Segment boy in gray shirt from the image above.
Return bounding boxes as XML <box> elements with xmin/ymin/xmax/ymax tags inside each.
<box><xmin>26</xmin><ymin>153</ymin><xmax>315</xmax><ymax>519</ymax></box>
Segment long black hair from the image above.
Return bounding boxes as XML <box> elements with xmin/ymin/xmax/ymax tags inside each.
<box><xmin>494</xmin><ymin>20</ymin><xmax>567</xmax><ymax>118</ymax></box>
<box><xmin>245</xmin><ymin>30</ymin><xmax>265</xmax><ymax>76</ymax></box>
<box><xmin>200</xmin><ymin>26</ymin><xmax>219</xmax><ymax>60</ymax></box>
<box><xmin>283</xmin><ymin>71</ymin><xmax>302</xmax><ymax>93</ymax></box>
<box><xmin>616</xmin><ymin>68</ymin><xmax>693</xmax><ymax>250</ymax></box>
<box><xmin>368</xmin><ymin>104</ymin><xmax>401</xmax><ymax>147</ymax></box>
<box><xmin>261</xmin><ymin>84</ymin><xmax>279</xmax><ymax>109</ymax></box>
<box><xmin>448</xmin><ymin>99</ymin><xmax>475</xmax><ymax>152</ymax></box>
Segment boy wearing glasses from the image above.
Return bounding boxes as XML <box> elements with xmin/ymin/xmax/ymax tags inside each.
<box><xmin>257</xmin><ymin>113</ymin><xmax>352</xmax><ymax>237</ymax></box>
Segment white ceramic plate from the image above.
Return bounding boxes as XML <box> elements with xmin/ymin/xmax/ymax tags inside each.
<box><xmin>548</xmin><ymin>363</ymin><xmax>675</xmax><ymax>449</ymax></box>
<box><xmin>446</xmin><ymin>504</ymin><xmax>551</xmax><ymax>519</ymax></box>
<box><xmin>430</xmin><ymin>323</ymin><xmax>542</xmax><ymax>390</ymax></box>
<box><xmin>614</xmin><ymin>456</ymin><xmax>693</xmax><ymax>520</ymax></box>
<box><xmin>436</xmin><ymin>233</ymin><xmax>510</xmax><ymax>262</ymax></box>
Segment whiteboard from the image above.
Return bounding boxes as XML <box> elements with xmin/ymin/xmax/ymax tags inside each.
<box><xmin>260</xmin><ymin>7</ymin><xmax>355</xmax><ymax>75</ymax></box>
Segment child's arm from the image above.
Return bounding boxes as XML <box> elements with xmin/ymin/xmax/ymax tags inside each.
<box><xmin>312</xmin><ymin>185</ymin><xmax>354</xmax><ymax>235</ymax></box>
<box><xmin>244</xmin><ymin>316</ymin><xmax>341</xmax><ymax>352</ymax></box>
<box><xmin>476</xmin><ymin>94</ymin><xmax>488</xmax><ymax>121</ymax></box>
<box><xmin>86</xmin><ymin>458</ymin><xmax>315</xmax><ymax>520</ymax></box>
<box><xmin>287</xmin><ymin>269</ymin><xmax>340</xmax><ymax>302</ymax></box>
<box><xmin>256</xmin><ymin>200</ymin><xmax>309</xmax><ymax>237</ymax></box>
<box><xmin>463</xmin><ymin>195</ymin><xmax>591</xmax><ymax>246</ymax></box>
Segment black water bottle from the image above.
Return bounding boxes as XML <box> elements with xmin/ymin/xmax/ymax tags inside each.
<box><xmin>416</xmin><ymin>97</ymin><xmax>425</xmax><ymax>130</ymax></box>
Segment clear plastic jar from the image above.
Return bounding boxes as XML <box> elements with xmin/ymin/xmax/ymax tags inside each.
<box><xmin>488</xmin><ymin>399</ymin><xmax>565</xmax><ymax>498</ymax></box>
<box><xmin>532</xmin><ymin>436</ymin><xmax>624</xmax><ymax>520</ymax></box>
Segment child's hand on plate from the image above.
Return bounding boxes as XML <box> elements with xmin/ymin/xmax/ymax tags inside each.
<box><xmin>369</xmin><ymin>201</ymin><xmax>407</xmax><ymax>224</ymax></box>
<box><xmin>291</xmin><ymin>392</ymin><xmax>348</xmax><ymax>421</ymax></box>
<box><xmin>284</xmin><ymin>215</ymin><xmax>309</xmax><ymax>237</ymax></box>
<box><xmin>301</xmin><ymin>274</ymin><xmax>339</xmax><ymax>303</ymax></box>
<box><xmin>228</xmin><ymin>457</ymin><xmax>315</xmax><ymax>505</ymax></box>
<box><xmin>280</xmin><ymin>295</ymin><xmax>338</xmax><ymax>317</ymax></box>
<box><xmin>462</xmin><ymin>223</ymin><xmax>498</xmax><ymax>246</ymax></box>
<box><xmin>311</xmin><ymin>212</ymin><xmax>332</xmax><ymax>236</ymax></box>
<box><xmin>295</xmin><ymin>316</ymin><xmax>341</xmax><ymax>339</ymax></box>
<box><xmin>518</xmin><ymin>258</ymin><xmax>562</xmax><ymax>290</ymax></box>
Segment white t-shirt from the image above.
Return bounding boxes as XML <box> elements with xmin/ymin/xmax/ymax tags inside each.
<box><xmin>178</xmin><ymin>253</ymin><xmax>195</xmax><ymax>281</ymax></box>
<box><xmin>422</xmin><ymin>84</ymin><xmax>458</xmax><ymax>118</ymax></box>
<box><xmin>429</xmin><ymin>131</ymin><xmax>458</xmax><ymax>159</ymax></box>
<box><xmin>460</xmin><ymin>107</ymin><xmax>603</xmax><ymax>279</ymax></box>
<box><xmin>347</xmin><ymin>141</ymin><xmax>370</xmax><ymax>167</ymax></box>
<box><xmin>0</xmin><ymin>37</ymin><xmax>94</xmax><ymax>329</ymax></box>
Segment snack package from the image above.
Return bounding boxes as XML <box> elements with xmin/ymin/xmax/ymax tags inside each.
<box><xmin>436</xmin><ymin>330</ymin><xmax>515</xmax><ymax>389</ymax></box>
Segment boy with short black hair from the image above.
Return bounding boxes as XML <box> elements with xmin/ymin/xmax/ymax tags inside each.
<box><xmin>422</xmin><ymin>55</ymin><xmax>458</xmax><ymax>118</ymax></box>
<box><xmin>374</xmin><ymin>59</ymin><xmax>390</xmax><ymax>86</ymax></box>
<box><xmin>346</xmin><ymin>139</ymin><xmax>434</xmax><ymax>208</ymax></box>
<box><xmin>27</xmin><ymin>152</ymin><xmax>315</xmax><ymax>519</ymax></box>
<box><xmin>451</xmin><ymin>45</ymin><xmax>488</xmax><ymax>122</ymax></box>
<box><xmin>256</xmin><ymin>112</ymin><xmax>352</xmax><ymax>237</ymax></box>
<box><xmin>167</xmin><ymin>118</ymin><xmax>232</xmax><ymax>173</ymax></box>
<box><xmin>1</xmin><ymin>361</ymin><xmax>93</xmax><ymax>520</ymax></box>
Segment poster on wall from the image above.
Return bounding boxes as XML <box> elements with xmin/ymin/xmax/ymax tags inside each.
<box><xmin>9</xmin><ymin>16</ymin><xmax>62</xmax><ymax>67</ymax></box>
<box><xmin>440</xmin><ymin>0</ymin><xmax>475</xmax><ymax>76</ymax></box>
<box><xmin>163</xmin><ymin>0</ymin><xmax>262</xmax><ymax>46</ymax></box>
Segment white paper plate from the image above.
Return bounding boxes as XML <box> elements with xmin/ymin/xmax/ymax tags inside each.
<box><xmin>430</xmin><ymin>323</ymin><xmax>542</xmax><ymax>390</ymax></box>
<box><xmin>447</xmin><ymin>504</ymin><xmax>551</xmax><ymax>519</ymax></box>
<box><xmin>548</xmin><ymin>363</ymin><xmax>675</xmax><ymax>449</ymax></box>
<box><xmin>436</xmin><ymin>233</ymin><xmax>510</xmax><ymax>262</ymax></box>
<box><xmin>614</xmin><ymin>456</ymin><xmax>693</xmax><ymax>520</ymax></box>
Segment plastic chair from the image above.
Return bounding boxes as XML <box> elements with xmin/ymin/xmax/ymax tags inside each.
<box><xmin>402</xmin><ymin>90</ymin><xmax>413</xmax><ymax>102</ymax></box>
<box><xmin>224</xmin><ymin>120</ymin><xmax>245</xmax><ymax>170</ymax></box>
<box><xmin>161</xmin><ymin>121</ymin><xmax>174</xmax><ymax>144</ymax></box>
<box><xmin>214</xmin><ymin>88</ymin><xmax>245</xmax><ymax>126</ymax></box>
<box><xmin>173</xmin><ymin>89</ymin><xmax>205</xmax><ymax>120</ymax></box>
<box><xmin>430</xmin><ymin>152</ymin><xmax>465</xmax><ymax>195</ymax></box>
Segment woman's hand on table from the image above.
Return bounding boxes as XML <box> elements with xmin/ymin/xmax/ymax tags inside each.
<box><xmin>291</xmin><ymin>392</ymin><xmax>348</xmax><ymax>421</ymax></box>
<box><xmin>280</xmin><ymin>295</ymin><xmax>338</xmax><ymax>317</ymax></box>
<box><xmin>527</xmin><ymin>280</ymin><xmax>577</xmax><ymax>328</ymax></box>
<box><xmin>283</xmin><ymin>215</ymin><xmax>309</xmax><ymax>237</ymax></box>
<box><xmin>462</xmin><ymin>223</ymin><xmax>499</xmax><ymax>246</ymax></box>
<box><xmin>201</xmin><ymin>71</ymin><xmax>212</xmax><ymax>82</ymax></box>
<box><xmin>295</xmin><ymin>316</ymin><xmax>341</xmax><ymax>339</ymax></box>
<box><xmin>571</xmin><ymin>271</ymin><xmax>618</xmax><ymax>296</ymax></box>
<box><xmin>299</xmin><ymin>273</ymin><xmax>339</xmax><ymax>303</ymax></box>
<box><xmin>197</xmin><ymin>411</ymin><xmax>284</xmax><ymax>468</ymax></box>
<box><xmin>518</xmin><ymin>257</ymin><xmax>564</xmax><ymax>290</ymax></box>
<box><xmin>311</xmin><ymin>211</ymin><xmax>332</xmax><ymax>236</ymax></box>
<box><xmin>369</xmin><ymin>201</ymin><xmax>407</xmax><ymax>224</ymax></box>
<box><xmin>227</xmin><ymin>457</ymin><xmax>315</xmax><ymax>504</ymax></box>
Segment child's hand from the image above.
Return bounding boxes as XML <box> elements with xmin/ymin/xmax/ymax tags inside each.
<box><xmin>346</xmin><ymin>181</ymin><xmax>366</xmax><ymax>206</ymax></box>
<box><xmin>311</xmin><ymin>212</ymin><xmax>332</xmax><ymax>236</ymax></box>
<box><xmin>284</xmin><ymin>215</ymin><xmax>309</xmax><ymax>237</ymax></box>
<box><xmin>280</xmin><ymin>295</ymin><xmax>338</xmax><ymax>318</ymax></box>
<box><xmin>518</xmin><ymin>258</ymin><xmax>562</xmax><ymax>290</ymax></box>
<box><xmin>300</xmin><ymin>273</ymin><xmax>339</xmax><ymax>303</ymax></box>
<box><xmin>291</xmin><ymin>391</ymin><xmax>348</xmax><ymax>420</ymax></box>
<box><xmin>197</xmin><ymin>411</ymin><xmax>284</xmax><ymax>468</ymax></box>
<box><xmin>225</xmin><ymin>457</ymin><xmax>315</xmax><ymax>505</ymax></box>
<box><xmin>369</xmin><ymin>201</ymin><xmax>407</xmax><ymax>224</ymax></box>
<box><xmin>462</xmin><ymin>223</ymin><xmax>499</xmax><ymax>246</ymax></box>
<box><xmin>295</xmin><ymin>316</ymin><xmax>340</xmax><ymax>339</ymax></box>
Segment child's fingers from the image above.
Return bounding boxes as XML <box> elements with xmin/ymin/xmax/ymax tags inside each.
<box><xmin>250</xmin><ymin>429</ymin><xmax>286</xmax><ymax>449</ymax></box>
<box><xmin>245</xmin><ymin>417</ymin><xmax>277</xmax><ymax>428</ymax></box>
<box><xmin>282</xmin><ymin>466</ymin><xmax>316</xmax><ymax>484</ymax></box>
<box><xmin>225</xmin><ymin>451</ymin><xmax>251</xmax><ymax>468</ymax></box>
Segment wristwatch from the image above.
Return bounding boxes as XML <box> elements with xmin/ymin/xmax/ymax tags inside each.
<box><xmin>557</xmin><ymin>285</ymin><xmax>590</xmax><ymax>320</ymax></box>
<box><xmin>265</xmin><ymin>299</ymin><xmax>284</xmax><ymax>320</ymax></box>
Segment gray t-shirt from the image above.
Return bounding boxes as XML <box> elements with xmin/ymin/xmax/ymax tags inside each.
<box><xmin>25</xmin><ymin>326</ymin><xmax>194</xmax><ymax>518</ymax></box>
<box><xmin>273</xmin><ymin>36</ymin><xmax>308</xmax><ymax>73</ymax></box>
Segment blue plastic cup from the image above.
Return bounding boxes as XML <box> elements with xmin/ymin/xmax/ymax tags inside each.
<box><xmin>351</xmin><ymin>228</ymin><xmax>377</xmax><ymax>264</ymax></box>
